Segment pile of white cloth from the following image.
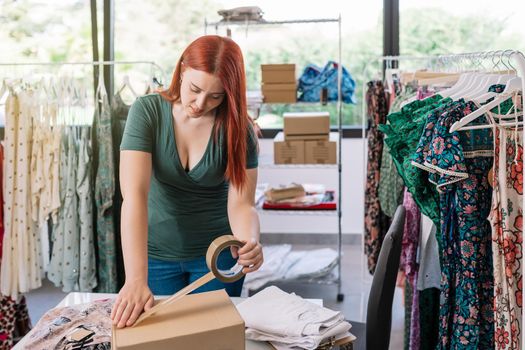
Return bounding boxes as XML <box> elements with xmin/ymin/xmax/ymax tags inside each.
<box><xmin>241</xmin><ymin>245</ymin><xmax>339</xmax><ymax>296</ymax></box>
<box><xmin>237</xmin><ymin>286</ymin><xmax>353</xmax><ymax>350</ymax></box>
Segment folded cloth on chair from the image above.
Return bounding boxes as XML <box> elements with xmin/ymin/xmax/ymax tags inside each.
<box><xmin>237</xmin><ymin>286</ymin><xmax>352</xmax><ymax>349</ymax></box>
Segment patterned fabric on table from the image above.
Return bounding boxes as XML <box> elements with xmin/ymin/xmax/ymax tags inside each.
<box><xmin>25</xmin><ymin>299</ymin><xmax>112</xmax><ymax>349</ymax></box>
<box><xmin>364</xmin><ymin>80</ymin><xmax>391</xmax><ymax>274</ymax></box>
<box><xmin>93</xmin><ymin>90</ymin><xmax>118</xmax><ymax>293</ymax></box>
<box><xmin>417</xmin><ymin>100</ymin><xmax>495</xmax><ymax>349</ymax></box>
<box><xmin>490</xmin><ymin>127</ymin><xmax>523</xmax><ymax>350</ymax></box>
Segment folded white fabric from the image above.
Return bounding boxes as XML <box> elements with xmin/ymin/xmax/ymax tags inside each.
<box><xmin>246</xmin><ymin>320</ymin><xmax>352</xmax><ymax>350</ymax></box>
<box><xmin>237</xmin><ymin>286</ymin><xmax>351</xmax><ymax>349</ymax></box>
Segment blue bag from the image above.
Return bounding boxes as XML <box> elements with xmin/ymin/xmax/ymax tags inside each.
<box><xmin>297</xmin><ymin>61</ymin><xmax>356</xmax><ymax>104</ymax></box>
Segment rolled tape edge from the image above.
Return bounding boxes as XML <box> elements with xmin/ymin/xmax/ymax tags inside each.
<box><xmin>206</xmin><ymin>234</ymin><xmax>245</xmax><ymax>283</ymax></box>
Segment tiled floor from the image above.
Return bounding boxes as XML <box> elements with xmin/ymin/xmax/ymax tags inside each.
<box><xmin>24</xmin><ymin>243</ymin><xmax>404</xmax><ymax>349</ymax></box>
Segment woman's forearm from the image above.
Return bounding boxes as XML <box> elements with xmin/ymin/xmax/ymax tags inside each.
<box><xmin>229</xmin><ymin>204</ymin><xmax>260</xmax><ymax>242</ymax></box>
<box><xmin>121</xmin><ymin>194</ymin><xmax>149</xmax><ymax>283</ymax></box>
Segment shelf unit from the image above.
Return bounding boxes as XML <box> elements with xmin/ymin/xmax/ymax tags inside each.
<box><xmin>205</xmin><ymin>15</ymin><xmax>344</xmax><ymax>302</ymax></box>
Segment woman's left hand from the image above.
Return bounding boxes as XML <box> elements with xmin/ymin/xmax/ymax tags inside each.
<box><xmin>231</xmin><ymin>238</ymin><xmax>264</xmax><ymax>274</ymax></box>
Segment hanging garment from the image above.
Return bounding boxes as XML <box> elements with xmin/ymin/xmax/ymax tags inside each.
<box><xmin>364</xmin><ymin>80</ymin><xmax>391</xmax><ymax>274</ymax></box>
<box><xmin>378</xmin><ymin>95</ymin><xmax>447</xmax><ymax>231</ymax></box>
<box><xmin>417</xmin><ymin>215</ymin><xmax>441</xmax><ymax>349</ymax></box>
<box><xmin>1</xmin><ymin>89</ymin><xmax>42</xmax><ymax>298</ymax></box>
<box><xmin>0</xmin><ymin>296</ymin><xmax>32</xmax><ymax>349</ymax></box>
<box><xmin>401</xmin><ymin>189</ymin><xmax>421</xmax><ymax>350</ymax></box>
<box><xmin>62</xmin><ymin>129</ymin><xmax>80</xmax><ymax>292</ymax></box>
<box><xmin>0</xmin><ymin>96</ymin><xmax>33</xmax><ymax>349</ymax></box>
<box><xmin>378</xmin><ymin>89</ymin><xmax>416</xmax><ymax>218</ymax></box>
<box><xmin>94</xmin><ymin>91</ymin><xmax>118</xmax><ymax>293</ymax></box>
<box><xmin>25</xmin><ymin>299</ymin><xmax>113</xmax><ymax>350</ymax></box>
<box><xmin>77</xmin><ymin>126</ymin><xmax>97</xmax><ymax>291</ymax></box>
<box><xmin>48</xmin><ymin>131</ymin><xmax>69</xmax><ymax>289</ymax></box>
<box><xmin>111</xmin><ymin>92</ymin><xmax>131</xmax><ymax>289</ymax></box>
<box><xmin>417</xmin><ymin>214</ymin><xmax>441</xmax><ymax>291</ymax></box>
<box><xmin>418</xmin><ymin>288</ymin><xmax>440</xmax><ymax>350</ymax></box>
<box><xmin>420</xmin><ymin>101</ymin><xmax>495</xmax><ymax>349</ymax></box>
<box><xmin>490</xmin><ymin>127</ymin><xmax>523</xmax><ymax>350</ymax></box>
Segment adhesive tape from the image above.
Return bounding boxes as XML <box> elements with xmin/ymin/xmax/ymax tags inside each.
<box><xmin>131</xmin><ymin>234</ymin><xmax>246</xmax><ymax>327</ymax></box>
<box><xmin>206</xmin><ymin>235</ymin><xmax>245</xmax><ymax>283</ymax></box>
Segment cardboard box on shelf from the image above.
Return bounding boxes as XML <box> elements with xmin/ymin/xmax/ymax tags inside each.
<box><xmin>261</xmin><ymin>64</ymin><xmax>296</xmax><ymax>83</ymax></box>
<box><xmin>305</xmin><ymin>132</ymin><xmax>337</xmax><ymax>164</ymax></box>
<box><xmin>273</xmin><ymin>131</ymin><xmax>305</xmax><ymax>164</ymax></box>
<box><xmin>261</xmin><ymin>83</ymin><xmax>297</xmax><ymax>103</ymax></box>
<box><xmin>283</xmin><ymin>112</ymin><xmax>330</xmax><ymax>141</ymax></box>
<box><xmin>112</xmin><ymin>289</ymin><xmax>245</xmax><ymax>350</ymax></box>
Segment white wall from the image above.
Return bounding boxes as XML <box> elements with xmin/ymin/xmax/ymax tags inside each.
<box><xmin>258</xmin><ymin>138</ymin><xmax>365</xmax><ymax>235</ymax></box>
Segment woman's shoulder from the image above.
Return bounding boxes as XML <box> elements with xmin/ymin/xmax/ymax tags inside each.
<box><xmin>130</xmin><ymin>93</ymin><xmax>168</xmax><ymax>121</ymax></box>
<box><xmin>134</xmin><ymin>92</ymin><xmax>166</xmax><ymax>109</ymax></box>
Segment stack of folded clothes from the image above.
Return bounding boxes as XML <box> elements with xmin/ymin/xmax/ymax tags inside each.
<box><xmin>237</xmin><ymin>286</ymin><xmax>354</xmax><ymax>350</ymax></box>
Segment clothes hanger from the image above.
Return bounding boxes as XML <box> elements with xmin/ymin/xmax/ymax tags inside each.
<box><xmin>464</xmin><ymin>52</ymin><xmax>511</xmax><ymax>101</ymax></box>
<box><xmin>450</xmin><ymin>79</ymin><xmax>522</xmax><ymax>132</ymax></box>
<box><xmin>439</xmin><ymin>72</ymin><xmax>477</xmax><ymax>98</ymax></box>
<box><xmin>118</xmin><ymin>75</ymin><xmax>139</xmax><ymax>98</ymax></box>
<box><xmin>0</xmin><ymin>79</ymin><xmax>7</xmax><ymax>103</ymax></box>
<box><xmin>442</xmin><ymin>53</ymin><xmax>487</xmax><ymax>99</ymax></box>
<box><xmin>472</xmin><ymin>53</ymin><xmax>519</xmax><ymax>103</ymax></box>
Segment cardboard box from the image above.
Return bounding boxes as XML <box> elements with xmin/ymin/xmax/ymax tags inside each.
<box><xmin>262</xmin><ymin>83</ymin><xmax>297</xmax><ymax>103</ymax></box>
<box><xmin>273</xmin><ymin>132</ymin><xmax>305</xmax><ymax>164</ymax></box>
<box><xmin>283</xmin><ymin>112</ymin><xmax>330</xmax><ymax>140</ymax></box>
<box><xmin>305</xmin><ymin>132</ymin><xmax>337</xmax><ymax>164</ymax></box>
<box><xmin>112</xmin><ymin>290</ymin><xmax>245</xmax><ymax>350</ymax></box>
<box><xmin>261</xmin><ymin>64</ymin><xmax>296</xmax><ymax>83</ymax></box>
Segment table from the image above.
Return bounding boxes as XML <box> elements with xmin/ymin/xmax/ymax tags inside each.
<box><xmin>16</xmin><ymin>292</ymin><xmax>352</xmax><ymax>350</ymax></box>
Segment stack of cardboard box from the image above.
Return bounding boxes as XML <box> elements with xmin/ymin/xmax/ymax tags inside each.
<box><xmin>261</xmin><ymin>64</ymin><xmax>297</xmax><ymax>103</ymax></box>
<box><xmin>274</xmin><ymin>112</ymin><xmax>337</xmax><ymax>164</ymax></box>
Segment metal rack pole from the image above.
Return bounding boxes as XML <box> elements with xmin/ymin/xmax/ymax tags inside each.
<box><xmin>336</xmin><ymin>14</ymin><xmax>344</xmax><ymax>302</ymax></box>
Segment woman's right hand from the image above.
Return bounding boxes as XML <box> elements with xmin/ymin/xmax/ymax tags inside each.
<box><xmin>111</xmin><ymin>280</ymin><xmax>154</xmax><ymax>328</ymax></box>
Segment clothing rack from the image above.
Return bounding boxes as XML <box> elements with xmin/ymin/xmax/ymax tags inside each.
<box><xmin>0</xmin><ymin>60</ymin><xmax>166</xmax><ymax>78</ymax></box>
<box><xmin>0</xmin><ymin>60</ymin><xmax>167</xmax><ymax>101</ymax></box>
<box><xmin>360</xmin><ymin>50</ymin><xmax>525</xmax><ymax>281</ymax></box>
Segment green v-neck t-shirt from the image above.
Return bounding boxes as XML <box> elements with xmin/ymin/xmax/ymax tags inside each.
<box><xmin>120</xmin><ymin>93</ymin><xmax>258</xmax><ymax>261</ymax></box>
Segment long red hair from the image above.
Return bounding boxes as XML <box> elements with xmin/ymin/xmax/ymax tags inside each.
<box><xmin>160</xmin><ymin>35</ymin><xmax>254</xmax><ymax>190</ymax></box>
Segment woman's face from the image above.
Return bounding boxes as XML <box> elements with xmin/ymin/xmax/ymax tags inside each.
<box><xmin>179</xmin><ymin>67</ymin><xmax>225</xmax><ymax>118</ymax></box>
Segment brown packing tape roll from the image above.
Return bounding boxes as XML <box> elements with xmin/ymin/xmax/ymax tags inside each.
<box><xmin>132</xmin><ymin>235</ymin><xmax>245</xmax><ymax>327</ymax></box>
<box><xmin>206</xmin><ymin>234</ymin><xmax>245</xmax><ymax>283</ymax></box>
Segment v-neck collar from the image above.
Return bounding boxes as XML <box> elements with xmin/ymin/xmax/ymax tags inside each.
<box><xmin>165</xmin><ymin>98</ymin><xmax>216</xmax><ymax>177</ymax></box>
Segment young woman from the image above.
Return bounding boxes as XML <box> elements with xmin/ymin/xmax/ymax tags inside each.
<box><xmin>111</xmin><ymin>35</ymin><xmax>263</xmax><ymax>328</ymax></box>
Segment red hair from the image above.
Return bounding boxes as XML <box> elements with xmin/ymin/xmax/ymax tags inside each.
<box><xmin>160</xmin><ymin>35</ymin><xmax>255</xmax><ymax>190</ymax></box>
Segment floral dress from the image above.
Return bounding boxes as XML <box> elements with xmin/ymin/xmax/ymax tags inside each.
<box><xmin>379</xmin><ymin>95</ymin><xmax>445</xmax><ymax>229</ymax></box>
<box><xmin>490</xmin><ymin>126</ymin><xmax>523</xmax><ymax>350</ymax></box>
<box><xmin>418</xmin><ymin>100</ymin><xmax>495</xmax><ymax>349</ymax></box>
<box><xmin>364</xmin><ymin>80</ymin><xmax>391</xmax><ymax>274</ymax></box>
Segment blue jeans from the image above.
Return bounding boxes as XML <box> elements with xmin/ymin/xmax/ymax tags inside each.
<box><xmin>148</xmin><ymin>250</ymin><xmax>245</xmax><ymax>297</ymax></box>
